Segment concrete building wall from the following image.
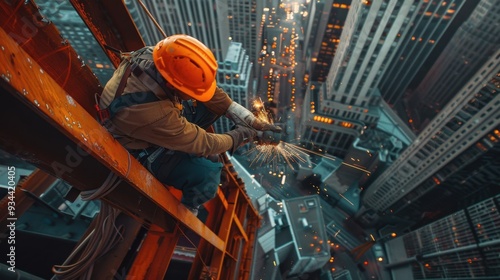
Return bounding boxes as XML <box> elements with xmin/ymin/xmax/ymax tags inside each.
<box><xmin>362</xmin><ymin>49</ymin><xmax>500</xmax><ymax>216</ymax></box>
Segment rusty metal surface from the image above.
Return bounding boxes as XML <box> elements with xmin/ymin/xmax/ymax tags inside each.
<box><xmin>128</xmin><ymin>224</ymin><xmax>180</xmax><ymax>279</ymax></box>
<box><xmin>189</xmin><ymin>177</ymin><xmax>260</xmax><ymax>279</ymax></box>
<box><xmin>69</xmin><ymin>0</ymin><xmax>145</xmax><ymax>68</ymax></box>
<box><xmin>0</xmin><ymin>26</ymin><xmax>224</xmax><ymax>251</ymax></box>
<box><xmin>0</xmin><ymin>0</ymin><xmax>102</xmax><ymax>115</ymax></box>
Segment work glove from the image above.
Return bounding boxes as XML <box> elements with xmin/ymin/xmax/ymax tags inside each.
<box><xmin>256</xmin><ymin>131</ymin><xmax>282</xmax><ymax>146</ymax></box>
<box><xmin>226</xmin><ymin>102</ymin><xmax>282</xmax><ymax>132</ymax></box>
<box><xmin>225</xmin><ymin>125</ymin><xmax>258</xmax><ymax>154</ymax></box>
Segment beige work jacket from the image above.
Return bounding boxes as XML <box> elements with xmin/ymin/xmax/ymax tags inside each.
<box><xmin>100</xmin><ymin>55</ymin><xmax>233</xmax><ymax>156</ymax></box>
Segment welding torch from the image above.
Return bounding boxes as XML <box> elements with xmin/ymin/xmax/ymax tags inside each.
<box><xmin>256</xmin><ymin>130</ymin><xmax>282</xmax><ymax>146</ymax></box>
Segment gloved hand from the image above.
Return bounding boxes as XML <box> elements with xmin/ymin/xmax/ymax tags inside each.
<box><xmin>226</xmin><ymin>102</ymin><xmax>282</xmax><ymax>132</ymax></box>
<box><xmin>256</xmin><ymin>131</ymin><xmax>281</xmax><ymax>146</ymax></box>
<box><xmin>225</xmin><ymin>125</ymin><xmax>257</xmax><ymax>154</ymax></box>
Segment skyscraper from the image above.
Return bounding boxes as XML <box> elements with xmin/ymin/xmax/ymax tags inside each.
<box><xmin>214</xmin><ymin>42</ymin><xmax>253</xmax><ymax>134</ymax></box>
<box><xmin>409</xmin><ymin>0</ymin><xmax>500</xmax><ymax>131</ymax></box>
<box><xmin>378</xmin><ymin>0</ymin><xmax>471</xmax><ymax>107</ymax></box>
<box><xmin>325</xmin><ymin>0</ymin><xmax>415</xmax><ymax>109</ymax></box>
<box><xmin>299</xmin><ymin>0</ymin><xmax>419</xmax><ymax>157</ymax></box>
<box><xmin>126</xmin><ymin>0</ymin><xmax>231</xmax><ymax>61</ymax></box>
<box><xmin>359</xmin><ymin>49</ymin><xmax>500</xmax><ymax>228</ymax></box>
<box><xmin>226</xmin><ymin>0</ymin><xmax>264</xmax><ymax>67</ymax></box>
<box><xmin>306</xmin><ymin>0</ymin><xmax>351</xmax><ymax>83</ymax></box>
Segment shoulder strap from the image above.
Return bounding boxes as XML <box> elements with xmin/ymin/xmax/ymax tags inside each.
<box><xmin>97</xmin><ymin>47</ymin><xmax>180</xmax><ymax>123</ymax></box>
<box><xmin>128</xmin><ymin>47</ymin><xmax>176</xmax><ymax>102</ymax></box>
<box><xmin>115</xmin><ymin>63</ymin><xmax>132</xmax><ymax>100</ymax></box>
<box><xmin>130</xmin><ymin>63</ymin><xmax>172</xmax><ymax>101</ymax></box>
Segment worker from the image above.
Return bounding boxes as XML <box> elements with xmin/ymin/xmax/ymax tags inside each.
<box><xmin>98</xmin><ymin>35</ymin><xmax>281</xmax><ymax>216</ymax></box>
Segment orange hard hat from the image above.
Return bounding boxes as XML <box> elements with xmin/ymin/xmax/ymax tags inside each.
<box><xmin>153</xmin><ymin>35</ymin><xmax>217</xmax><ymax>102</ymax></box>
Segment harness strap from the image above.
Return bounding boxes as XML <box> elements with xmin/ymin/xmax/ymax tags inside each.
<box><xmin>115</xmin><ymin>64</ymin><xmax>133</xmax><ymax>100</ymax></box>
<box><xmin>130</xmin><ymin>62</ymin><xmax>173</xmax><ymax>101</ymax></box>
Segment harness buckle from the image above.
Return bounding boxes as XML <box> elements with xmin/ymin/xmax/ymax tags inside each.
<box><xmin>95</xmin><ymin>103</ymin><xmax>110</xmax><ymax>123</ymax></box>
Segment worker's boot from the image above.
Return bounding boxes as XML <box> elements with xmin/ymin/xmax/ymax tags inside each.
<box><xmin>184</xmin><ymin>204</ymin><xmax>199</xmax><ymax>216</ymax></box>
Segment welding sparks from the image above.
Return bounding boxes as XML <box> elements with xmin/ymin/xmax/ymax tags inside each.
<box><xmin>252</xmin><ymin>98</ymin><xmax>275</xmax><ymax>126</ymax></box>
<box><xmin>249</xmin><ymin>99</ymin><xmax>370</xmax><ymax>175</ymax></box>
<box><xmin>251</xmin><ymin>142</ymin><xmax>371</xmax><ymax>175</ymax></box>
<box><xmin>247</xmin><ymin>141</ymin><xmax>308</xmax><ymax>170</ymax></box>
<box><xmin>287</xmin><ymin>144</ymin><xmax>371</xmax><ymax>175</ymax></box>
<box><xmin>247</xmin><ymin>98</ymin><xmax>309</xmax><ymax>170</ymax></box>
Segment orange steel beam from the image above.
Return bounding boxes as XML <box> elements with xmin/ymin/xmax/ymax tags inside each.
<box><xmin>69</xmin><ymin>0</ymin><xmax>145</xmax><ymax>68</ymax></box>
<box><xmin>0</xmin><ymin>25</ymin><xmax>224</xmax><ymax>251</ymax></box>
<box><xmin>127</xmin><ymin>224</ymin><xmax>181</xmax><ymax>279</ymax></box>
<box><xmin>0</xmin><ymin>168</ymin><xmax>56</xmax><ymax>231</ymax></box>
<box><xmin>240</xmin><ymin>219</ymin><xmax>259</xmax><ymax>278</ymax></box>
<box><xmin>188</xmin><ymin>175</ymin><xmax>260</xmax><ymax>279</ymax></box>
<box><xmin>0</xmin><ymin>0</ymin><xmax>101</xmax><ymax>115</ymax></box>
<box><xmin>189</xmin><ymin>199</ymin><xmax>225</xmax><ymax>278</ymax></box>
<box><xmin>208</xmin><ymin>189</ymin><xmax>239</xmax><ymax>278</ymax></box>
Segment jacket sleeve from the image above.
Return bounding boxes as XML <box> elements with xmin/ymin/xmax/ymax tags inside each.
<box><xmin>111</xmin><ymin>99</ymin><xmax>233</xmax><ymax>156</ymax></box>
<box><xmin>203</xmin><ymin>87</ymin><xmax>233</xmax><ymax>116</ymax></box>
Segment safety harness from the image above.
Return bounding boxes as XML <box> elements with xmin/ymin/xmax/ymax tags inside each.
<box><xmin>95</xmin><ymin>47</ymin><xmax>180</xmax><ymax>166</ymax></box>
<box><xmin>95</xmin><ymin>47</ymin><xmax>181</xmax><ymax>123</ymax></box>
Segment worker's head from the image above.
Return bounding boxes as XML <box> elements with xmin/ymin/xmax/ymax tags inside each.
<box><xmin>153</xmin><ymin>35</ymin><xmax>217</xmax><ymax>102</ymax></box>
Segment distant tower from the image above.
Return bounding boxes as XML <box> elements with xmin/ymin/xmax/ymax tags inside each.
<box><xmin>306</xmin><ymin>0</ymin><xmax>351</xmax><ymax>83</ymax></box>
<box><xmin>126</xmin><ymin>0</ymin><xmax>231</xmax><ymax>61</ymax></box>
<box><xmin>410</xmin><ymin>0</ymin><xmax>500</xmax><ymax>131</ymax></box>
<box><xmin>359</xmin><ymin>50</ymin><xmax>500</xmax><ymax>228</ymax></box>
<box><xmin>214</xmin><ymin>42</ymin><xmax>253</xmax><ymax>134</ymax></box>
<box><xmin>226</xmin><ymin>0</ymin><xmax>264</xmax><ymax>67</ymax></box>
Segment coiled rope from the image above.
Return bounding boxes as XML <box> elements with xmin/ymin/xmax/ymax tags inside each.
<box><xmin>51</xmin><ymin>154</ymin><xmax>131</xmax><ymax>279</ymax></box>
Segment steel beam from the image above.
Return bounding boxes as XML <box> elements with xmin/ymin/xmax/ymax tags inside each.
<box><xmin>0</xmin><ymin>0</ymin><xmax>102</xmax><ymax>115</ymax></box>
<box><xmin>127</xmin><ymin>224</ymin><xmax>180</xmax><ymax>279</ymax></box>
<box><xmin>69</xmin><ymin>0</ymin><xmax>145</xmax><ymax>68</ymax></box>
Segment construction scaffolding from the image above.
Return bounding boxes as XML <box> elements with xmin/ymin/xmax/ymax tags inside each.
<box><xmin>0</xmin><ymin>1</ymin><xmax>260</xmax><ymax>279</ymax></box>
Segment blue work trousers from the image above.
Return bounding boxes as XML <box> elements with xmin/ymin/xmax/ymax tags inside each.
<box><xmin>148</xmin><ymin>101</ymin><xmax>223</xmax><ymax>208</ymax></box>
